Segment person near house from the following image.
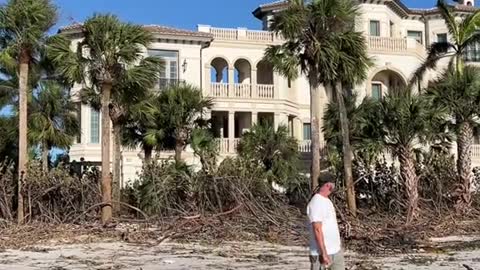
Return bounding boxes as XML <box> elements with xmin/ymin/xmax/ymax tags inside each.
<box><xmin>307</xmin><ymin>175</ymin><xmax>345</xmax><ymax>270</ymax></box>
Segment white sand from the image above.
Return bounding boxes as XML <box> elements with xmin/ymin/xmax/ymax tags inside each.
<box><xmin>0</xmin><ymin>239</ymin><xmax>479</xmax><ymax>269</ymax></box>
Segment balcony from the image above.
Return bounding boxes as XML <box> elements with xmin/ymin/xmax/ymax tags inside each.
<box><xmin>367</xmin><ymin>36</ymin><xmax>425</xmax><ymax>57</ymax></box>
<box><xmin>209</xmin><ymin>57</ymin><xmax>275</xmax><ymax>100</ymax></box>
<box><xmin>209</xmin><ymin>83</ymin><xmax>274</xmax><ymax>99</ymax></box>
<box><xmin>215</xmin><ymin>139</ymin><xmax>323</xmax><ymax>154</ymax></box>
<box><xmin>198</xmin><ymin>25</ymin><xmax>282</xmax><ymax>44</ymax></box>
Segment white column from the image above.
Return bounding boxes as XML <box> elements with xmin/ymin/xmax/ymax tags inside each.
<box><xmin>251</xmin><ymin>68</ymin><xmax>257</xmax><ymax>98</ymax></box>
<box><xmin>274</xmin><ymin>113</ymin><xmax>288</xmax><ymax>130</ymax></box>
<box><xmin>228</xmin><ymin>111</ymin><xmax>235</xmax><ymax>153</ymax></box>
<box><xmin>251</xmin><ymin>111</ymin><xmax>258</xmax><ymax>126</ymax></box>
<box><xmin>293</xmin><ymin>118</ymin><xmax>303</xmax><ymax>141</ymax></box>
<box><xmin>228</xmin><ymin>66</ymin><xmax>235</xmax><ymax>97</ymax></box>
<box><xmin>204</xmin><ymin>64</ymin><xmax>212</xmax><ymax>96</ymax></box>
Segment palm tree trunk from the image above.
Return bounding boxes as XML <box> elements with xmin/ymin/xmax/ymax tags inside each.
<box><xmin>333</xmin><ymin>82</ymin><xmax>357</xmax><ymax>216</ymax></box>
<box><xmin>309</xmin><ymin>77</ymin><xmax>322</xmax><ymax>190</ymax></box>
<box><xmin>144</xmin><ymin>145</ymin><xmax>153</xmax><ymax>163</ymax></box>
<box><xmin>175</xmin><ymin>140</ymin><xmax>183</xmax><ymax>164</ymax></box>
<box><xmin>42</xmin><ymin>144</ymin><xmax>49</xmax><ymax>172</ymax></box>
<box><xmin>112</xmin><ymin>123</ymin><xmax>122</xmax><ymax>213</ymax></box>
<box><xmin>17</xmin><ymin>49</ymin><xmax>30</xmax><ymax>224</ymax></box>
<box><xmin>456</xmin><ymin>121</ymin><xmax>473</xmax><ymax>209</ymax></box>
<box><xmin>398</xmin><ymin>146</ymin><xmax>418</xmax><ymax>224</ymax></box>
<box><xmin>101</xmin><ymin>82</ymin><xmax>113</xmax><ymax>225</ymax></box>
<box><xmin>455</xmin><ymin>55</ymin><xmax>464</xmax><ymax>76</ymax></box>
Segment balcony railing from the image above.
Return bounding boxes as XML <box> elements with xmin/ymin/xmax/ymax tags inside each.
<box><xmin>233</xmin><ymin>84</ymin><xmax>252</xmax><ymax>98</ymax></box>
<box><xmin>210</xmin><ymin>83</ymin><xmax>229</xmax><ymax>97</ymax></box>
<box><xmin>257</xmin><ymin>84</ymin><xmax>275</xmax><ymax>99</ymax></box>
<box><xmin>209</xmin><ymin>83</ymin><xmax>275</xmax><ymax>99</ymax></box>
<box><xmin>473</xmin><ymin>145</ymin><xmax>480</xmax><ymax>158</ymax></box>
<box><xmin>216</xmin><ymin>138</ymin><xmax>230</xmax><ymax>153</ymax></box>
<box><xmin>298</xmin><ymin>140</ymin><xmax>312</xmax><ymax>153</ymax></box>
<box><xmin>199</xmin><ymin>26</ymin><xmax>282</xmax><ymax>44</ymax></box>
<box><xmin>367</xmin><ymin>36</ymin><xmax>407</xmax><ymax>52</ymax></box>
<box><xmin>367</xmin><ymin>36</ymin><xmax>426</xmax><ymax>57</ymax></box>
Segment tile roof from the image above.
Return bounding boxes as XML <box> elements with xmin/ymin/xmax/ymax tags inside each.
<box><xmin>59</xmin><ymin>23</ymin><xmax>213</xmax><ymax>40</ymax></box>
<box><xmin>253</xmin><ymin>0</ymin><xmax>477</xmax><ymax>19</ymax></box>
<box><xmin>259</xmin><ymin>0</ymin><xmax>287</xmax><ymax>9</ymax></box>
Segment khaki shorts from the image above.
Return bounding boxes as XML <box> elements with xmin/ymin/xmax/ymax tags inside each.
<box><xmin>310</xmin><ymin>250</ymin><xmax>345</xmax><ymax>270</ymax></box>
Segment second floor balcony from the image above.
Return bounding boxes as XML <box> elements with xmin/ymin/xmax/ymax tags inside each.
<box><xmin>367</xmin><ymin>36</ymin><xmax>425</xmax><ymax>57</ymax></box>
<box><xmin>208</xmin><ymin>57</ymin><xmax>276</xmax><ymax>100</ymax></box>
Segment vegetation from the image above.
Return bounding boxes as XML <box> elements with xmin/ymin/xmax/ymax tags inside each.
<box><xmin>29</xmin><ymin>81</ymin><xmax>79</xmax><ymax>172</ymax></box>
<box><xmin>425</xmin><ymin>66</ymin><xmax>480</xmax><ymax>209</ymax></box>
<box><xmin>264</xmin><ymin>0</ymin><xmax>370</xmax><ymax>216</ymax></box>
<box><xmin>155</xmin><ymin>83</ymin><xmax>213</xmax><ymax>163</ymax></box>
<box><xmin>0</xmin><ymin>0</ymin><xmax>479</xmax><ymax>231</ymax></box>
<box><xmin>237</xmin><ymin>123</ymin><xmax>299</xmax><ymax>187</ymax></box>
<box><xmin>47</xmin><ymin>14</ymin><xmax>158</xmax><ymax>224</ymax></box>
<box><xmin>0</xmin><ymin>0</ymin><xmax>58</xmax><ymax>223</ymax></box>
<box><xmin>412</xmin><ymin>0</ymin><xmax>480</xmax><ymax>82</ymax></box>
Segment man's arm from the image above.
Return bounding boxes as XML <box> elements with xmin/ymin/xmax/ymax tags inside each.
<box><xmin>312</xmin><ymin>222</ymin><xmax>331</xmax><ymax>266</ymax></box>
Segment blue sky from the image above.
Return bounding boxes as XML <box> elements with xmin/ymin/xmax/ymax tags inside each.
<box><xmin>49</xmin><ymin>0</ymin><xmax>457</xmax><ymax>32</ymax></box>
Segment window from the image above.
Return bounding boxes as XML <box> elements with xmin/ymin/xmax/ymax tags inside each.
<box><xmin>369</xmin><ymin>20</ymin><xmax>380</xmax><ymax>36</ymax></box>
<box><xmin>90</xmin><ymin>108</ymin><xmax>100</xmax><ymax>144</ymax></box>
<box><xmin>303</xmin><ymin>123</ymin><xmax>311</xmax><ymax>140</ymax></box>
<box><xmin>148</xmin><ymin>50</ymin><xmax>179</xmax><ymax>89</ymax></box>
<box><xmin>407</xmin><ymin>31</ymin><xmax>423</xmax><ymax>44</ymax></box>
<box><xmin>372</xmin><ymin>83</ymin><xmax>382</xmax><ymax>100</ymax></box>
<box><xmin>437</xmin><ymin>33</ymin><xmax>447</xmax><ymax>43</ymax></box>
<box><xmin>465</xmin><ymin>42</ymin><xmax>480</xmax><ymax>62</ymax></box>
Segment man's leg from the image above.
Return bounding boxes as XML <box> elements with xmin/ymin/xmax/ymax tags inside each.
<box><xmin>329</xmin><ymin>250</ymin><xmax>346</xmax><ymax>270</ymax></box>
<box><xmin>309</xmin><ymin>255</ymin><xmax>321</xmax><ymax>270</ymax></box>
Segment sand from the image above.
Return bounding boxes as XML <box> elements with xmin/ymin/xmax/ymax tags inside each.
<box><xmin>0</xmin><ymin>237</ymin><xmax>479</xmax><ymax>270</ymax></box>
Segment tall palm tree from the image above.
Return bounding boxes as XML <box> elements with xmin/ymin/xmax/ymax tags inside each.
<box><xmin>412</xmin><ymin>0</ymin><xmax>480</xmax><ymax>82</ymax></box>
<box><xmin>81</xmin><ymin>57</ymin><xmax>161</xmax><ymax>205</ymax></box>
<box><xmin>0</xmin><ymin>0</ymin><xmax>57</xmax><ymax>223</ymax></box>
<box><xmin>48</xmin><ymin>14</ymin><xmax>155</xmax><ymax>224</ymax></box>
<box><xmin>237</xmin><ymin>123</ymin><xmax>299</xmax><ymax>186</ymax></box>
<box><xmin>29</xmin><ymin>80</ymin><xmax>79</xmax><ymax>172</ymax></box>
<box><xmin>264</xmin><ymin>0</ymin><xmax>366</xmax><ymax>194</ymax></box>
<box><xmin>379</xmin><ymin>90</ymin><xmax>447</xmax><ymax>223</ymax></box>
<box><xmin>156</xmin><ymin>83</ymin><xmax>213</xmax><ymax>163</ymax></box>
<box><xmin>425</xmin><ymin>66</ymin><xmax>480</xmax><ymax>209</ymax></box>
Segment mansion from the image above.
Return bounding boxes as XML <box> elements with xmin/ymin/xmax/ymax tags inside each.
<box><xmin>63</xmin><ymin>0</ymin><xmax>480</xmax><ymax>184</ymax></box>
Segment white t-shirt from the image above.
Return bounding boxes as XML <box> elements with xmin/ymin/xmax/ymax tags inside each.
<box><xmin>307</xmin><ymin>194</ymin><xmax>341</xmax><ymax>255</ymax></box>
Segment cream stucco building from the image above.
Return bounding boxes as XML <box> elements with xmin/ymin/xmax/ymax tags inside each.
<box><xmin>64</xmin><ymin>0</ymin><xmax>480</xmax><ymax>184</ymax></box>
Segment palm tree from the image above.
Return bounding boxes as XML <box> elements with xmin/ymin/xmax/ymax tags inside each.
<box><xmin>48</xmin><ymin>14</ymin><xmax>155</xmax><ymax>224</ymax></box>
<box><xmin>425</xmin><ymin>66</ymin><xmax>480</xmax><ymax>209</ymax></box>
<box><xmin>412</xmin><ymin>0</ymin><xmax>480</xmax><ymax>82</ymax></box>
<box><xmin>264</xmin><ymin>0</ymin><xmax>367</xmax><ymax>194</ymax></box>
<box><xmin>156</xmin><ymin>83</ymin><xmax>213</xmax><ymax>163</ymax></box>
<box><xmin>81</xmin><ymin>57</ymin><xmax>161</xmax><ymax>205</ymax></box>
<box><xmin>191</xmin><ymin>128</ymin><xmax>218</xmax><ymax>174</ymax></box>
<box><xmin>237</xmin><ymin>123</ymin><xmax>299</xmax><ymax>186</ymax></box>
<box><xmin>121</xmin><ymin>97</ymin><xmax>164</xmax><ymax>163</ymax></box>
<box><xmin>29</xmin><ymin>80</ymin><xmax>79</xmax><ymax>172</ymax></box>
<box><xmin>0</xmin><ymin>0</ymin><xmax>57</xmax><ymax>223</ymax></box>
<box><xmin>378</xmin><ymin>90</ymin><xmax>447</xmax><ymax>223</ymax></box>
<box><xmin>120</xmin><ymin>91</ymin><xmax>162</xmax><ymax>163</ymax></box>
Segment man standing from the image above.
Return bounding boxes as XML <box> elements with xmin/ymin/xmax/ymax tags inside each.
<box><xmin>307</xmin><ymin>176</ymin><xmax>345</xmax><ymax>270</ymax></box>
